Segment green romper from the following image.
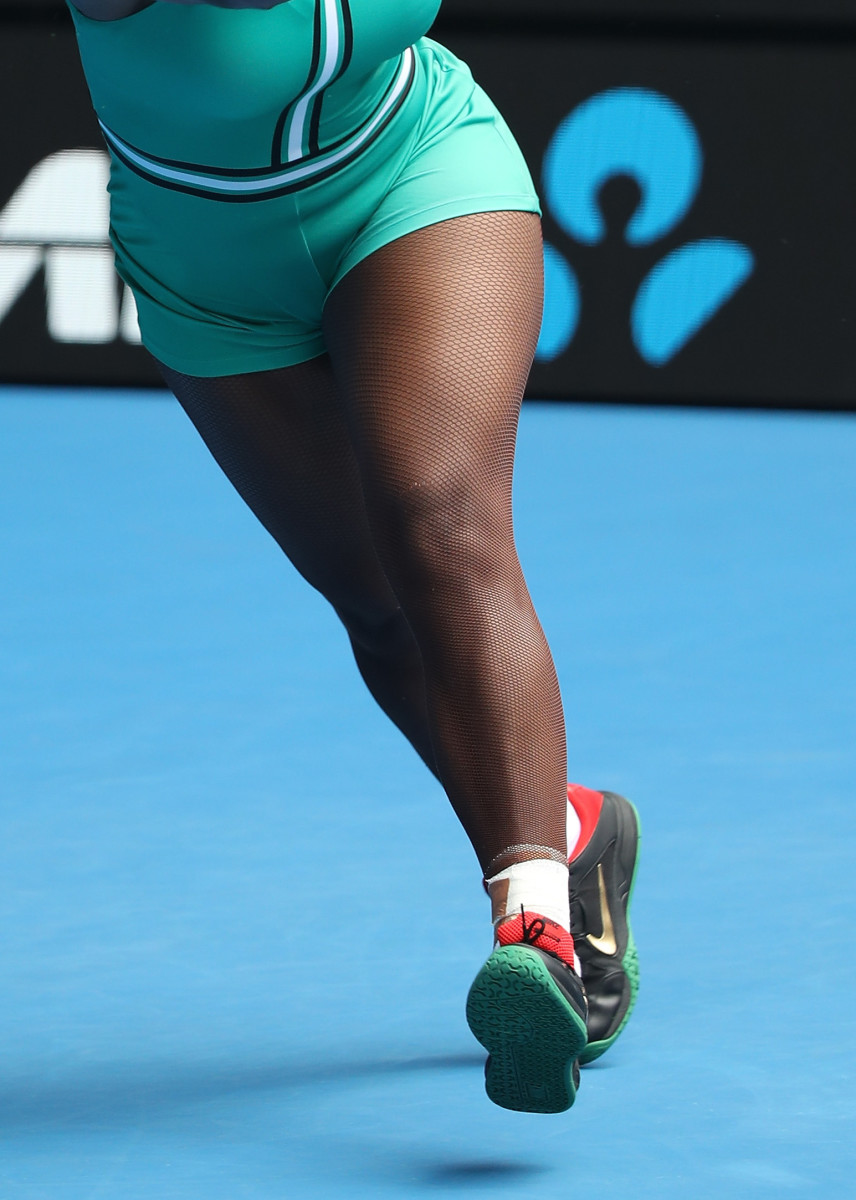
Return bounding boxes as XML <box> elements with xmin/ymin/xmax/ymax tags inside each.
<box><xmin>68</xmin><ymin>0</ymin><xmax>541</xmax><ymax>376</ymax></box>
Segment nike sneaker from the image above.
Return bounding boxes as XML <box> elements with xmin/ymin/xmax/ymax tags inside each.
<box><xmin>466</xmin><ymin>910</ymin><xmax>588</xmax><ymax>1113</ymax></box>
<box><xmin>567</xmin><ymin>785</ymin><xmax>640</xmax><ymax>1064</ymax></box>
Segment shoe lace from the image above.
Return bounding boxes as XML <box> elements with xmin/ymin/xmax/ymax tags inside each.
<box><xmin>497</xmin><ymin>907</ymin><xmax>577</xmax><ymax>973</ymax></box>
<box><xmin>519</xmin><ymin>908</ymin><xmax>546</xmax><ymax>946</ymax></box>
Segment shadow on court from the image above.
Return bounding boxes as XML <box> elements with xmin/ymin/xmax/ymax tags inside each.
<box><xmin>0</xmin><ymin>1054</ymin><xmax>485</xmax><ymax>1132</ymax></box>
<box><xmin>423</xmin><ymin>1161</ymin><xmax>547</xmax><ymax>1185</ymax></box>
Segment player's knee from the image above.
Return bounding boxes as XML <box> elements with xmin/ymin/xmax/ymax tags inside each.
<box><xmin>339</xmin><ymin>602</ymin><xmax>414</xmax><ymax>662</ymax></box>
<box><xmin>372</xmin><ymin>472</ymin><xmax>511</xmax><ymax>598</ymax></box>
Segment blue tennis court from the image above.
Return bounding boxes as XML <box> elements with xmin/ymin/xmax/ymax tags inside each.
<box><xmin>2</xmin><ymin>387</ymin><xmax>855</xmax><ymax>1198</ymax></box>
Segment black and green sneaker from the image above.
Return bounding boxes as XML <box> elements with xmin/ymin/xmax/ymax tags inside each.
<box><xmin>568</xmin><ymin>786</ymin><xmax>641</xmax><ymax>1065</ymax></box>
<box><xmin>466</xmin><ymin>910</ymin><xmax>588</xmax><ymax>1113</ymax></box>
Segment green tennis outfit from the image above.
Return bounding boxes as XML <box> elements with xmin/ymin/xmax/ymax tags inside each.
<box><xmin>69</xmin><ymin>0</ymin><xmax>541</xmax><ymax>376</ymax></box>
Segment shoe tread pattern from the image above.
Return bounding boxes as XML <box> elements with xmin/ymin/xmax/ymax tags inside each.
<box><xmin>466</xmin><ymin>945</ymin><xmax>587</xmax><ymax>1113</ymax></box>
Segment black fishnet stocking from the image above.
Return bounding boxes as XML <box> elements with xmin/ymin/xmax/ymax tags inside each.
<box><xmin>324</xmin><ymin>212</ymin><xmax>567</xmax><ymax>873</ymax></box>
<box><xmin>159</xmin><ymin>354</ymin><xmax>439</xmax><ymax>774</ymax></box>
<box><xmin>161</xmin><ymin>210</ymin><xmax>568</xmax><ymax>874</ymax></box>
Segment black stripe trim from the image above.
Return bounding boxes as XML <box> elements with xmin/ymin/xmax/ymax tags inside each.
<box><xmin>272</xmin><ymin>0</ymin><xmax>324</xmax><ymax>167</ymax></box>
<box><xmin>102</xmin><ymin>54</ymin><xmax>403</xmax><ymax>182</ymax></box>
<box><xmin>105</xmin><ymin>52</ymin><xmax>415</xmax><ymax>204</ymax></box>
<box><xmin>308</xmin><ymin>0</ymin><xmax>353</xmax><ymax>154</ymax></box>
<box><xmin>308</xmin><ymin>93</ymin><xmax>323</xmax><ymax>158</ymax></box>
<box><xmin>310</xmin><ymin>2</ymin><xmax>352</xmax><ymax>162</ymax></box>
<box><xmin>104</xmin><ymin>122</ymin><xmax>355</xmax><ymax>184</ymax></box>
<box><xmin>306</xmin><ymin>0</ymin><xmax>324</xmax><ymax>91</ymax></box>
<box><xmin>338</xmin><ymin>0</ymin><xmax>354</xmax><ymax>79</ymax></box>
<box><xmin>107</xmin><ymin>141</ymin><xmax>349</xmax><ymax>201</ymax></box>
<box><xmin>102</xmin><ymin>128</ymin><xmax>295</xmax><ymax>181</ymax></box>
<box><xmin>271</xmin><ymin>104</ymin><xmax>293</xmax><ymax>170</ymax></box>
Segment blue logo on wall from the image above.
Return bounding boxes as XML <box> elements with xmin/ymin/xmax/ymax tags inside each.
<box><xmin>537</xmin><ymin>87</ymin><xmax>755</xmax><ymax>365</ymax></box>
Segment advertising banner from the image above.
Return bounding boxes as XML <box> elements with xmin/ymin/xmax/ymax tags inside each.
<box><xmin>437</xmin><ymin>1</ymin><xmax>856</xmax><ymax>25</ymax></box>
<box><xmin>449</xmin><ymin>31</ymin><xmax>856</xmax><ymax>405</ymax></box>
<box><xmin>0</xmin><ymin>23</ymin><xmax>156</xmax><ymax>385</ymax></box>
<box><xmin>1</xmin><ymin>19</ymin><xmax>854</xmax><ymax>406</ymax></box>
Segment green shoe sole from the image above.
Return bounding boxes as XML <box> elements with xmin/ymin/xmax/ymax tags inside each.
<box><xmin>466</xmin><ymin>944</ymin><xmax>588</xmax><ymax>1113</ymax></box>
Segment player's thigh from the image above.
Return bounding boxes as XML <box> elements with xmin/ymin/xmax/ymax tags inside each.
<box><xmin>321</xmin><ymin>211</ymin><xmax>544</xmax><ymax>557</ymax></box>
<box><xmin>160</xmin><ymin>354</ymin><xmax>400</xmax><ymax>633</ymax></box>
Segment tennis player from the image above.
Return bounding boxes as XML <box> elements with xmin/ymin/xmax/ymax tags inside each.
<box><xmin>67</xmin><ymin>0</ymin><xmax>640</xmax><ymax>1112</ymax></box>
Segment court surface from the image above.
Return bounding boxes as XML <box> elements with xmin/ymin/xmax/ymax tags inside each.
<box><xmin>2</xmin><ymin>387</ymin><xmax>855</xmax><ymax>1199</ymax></box>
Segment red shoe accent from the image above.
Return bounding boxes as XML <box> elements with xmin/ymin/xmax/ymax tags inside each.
<box><xmin>496</xmin><ymin>910</ymin><xmax>577</xmax><ymax>972</ymax></box>
<box><xmin>567</xmin><ymin>784</ymin><xmax>604</xmax><ymax>861</ymax></box>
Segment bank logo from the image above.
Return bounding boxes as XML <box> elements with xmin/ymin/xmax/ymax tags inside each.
<box><xmin>0</xmin><ymin>149</ymin><xmax>140</xmax><ymax>344</ymax></box>
<box><xmin>537</xmin><ymin>87</ymin><xmax>755</xmax><ymax>365</ymax></box>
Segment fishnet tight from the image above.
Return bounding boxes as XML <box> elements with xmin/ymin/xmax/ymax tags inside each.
<box><xmin>160</xmin><ymin>211</ymin><xmax>568</xmax><ymax>873</ymax></box>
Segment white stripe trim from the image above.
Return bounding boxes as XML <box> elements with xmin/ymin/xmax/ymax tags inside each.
<box><xmin>286</xmin><ymin>0</ymin><xmax>341</xmax><ymax>163</ymax></box>
<box><xmin>100</xmin><ymin>48</ymin><xmax>413</xmax><ymax>197</ymax></box>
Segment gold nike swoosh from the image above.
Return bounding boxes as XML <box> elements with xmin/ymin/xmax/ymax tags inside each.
<box><xmin>585</xmin><ymin>863</ymin><xmax>618</xmax><ymax>955</ymax></box>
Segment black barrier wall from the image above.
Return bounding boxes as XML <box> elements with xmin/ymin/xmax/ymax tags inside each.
<box><xmin>6</xmin><ymin>1</ymin><xmax>856</xmax><ymax>22</ymax></box>
<box><xmin>1</xmin><ymin>3</ymin><xmax>855</xmax><ymax>407</ymax></box>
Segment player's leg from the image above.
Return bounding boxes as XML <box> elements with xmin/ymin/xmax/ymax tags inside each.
<box><xmin>159</xmin><ymin>353</ymin><xmax>440</xmax><ymax>773</ymax></box>
<box><xmin>324</xmin><ymin>211</ymin><xmax>564</xmax><ymax>878</ymax></box>
<box><xmin>161</xmin><ymin>353</ymin><xmax>640</xmax><ymax>1077</ymax></box>
<box><xmin>323</xmin><ymin>211</ymin><xmax>587</xmax><ymax>1111</ymax></box>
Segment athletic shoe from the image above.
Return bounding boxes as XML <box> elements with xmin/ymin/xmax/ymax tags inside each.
<box><xmin>466</xmin><ymin>910</ymin><xmax>588</xmax><ymax>1113</ymax></box>
<box><xmin>567</xmin><ymin>785</ymin><xmax>640</xmax><ymax>1064</ymax></box>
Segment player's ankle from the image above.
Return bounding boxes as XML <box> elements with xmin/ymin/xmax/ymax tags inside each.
<box><xmin>485</xmin><ymin>858</ymin><xmax>571</xmax><ymax>934</ymax></box>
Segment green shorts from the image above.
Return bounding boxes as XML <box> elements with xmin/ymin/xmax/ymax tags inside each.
<box><xmin>107</xmin><ymin>38</ymin><xmax>541</xmax><ymax>377</ymax></box>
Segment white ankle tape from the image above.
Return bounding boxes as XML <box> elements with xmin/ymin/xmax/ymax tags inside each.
<box><xmin>486</xmin><ymin>859</ymin><xmax>571</xmax><ymax>934</ymax></box>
